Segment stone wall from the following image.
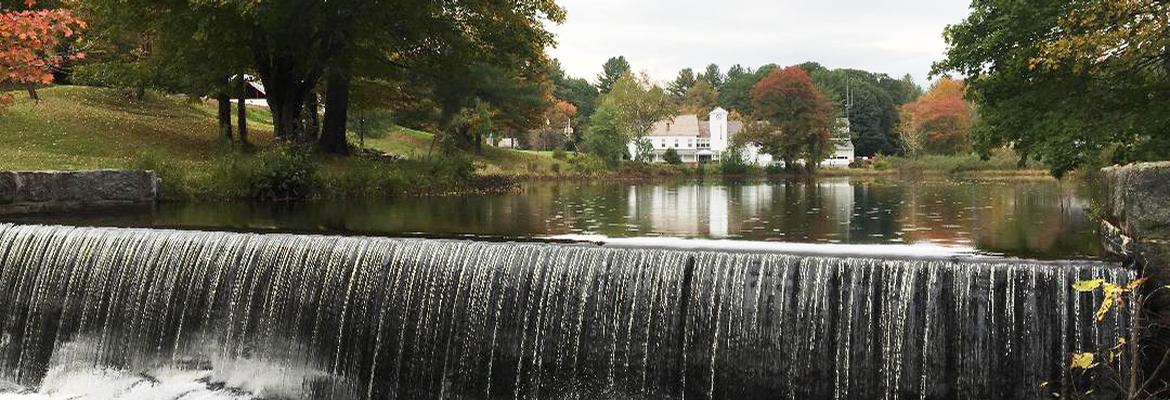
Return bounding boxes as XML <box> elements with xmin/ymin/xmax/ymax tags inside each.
<box><xmin>0</xmin><ymin>170</ymin><xmax>159</xmax><ymax>215</ymax></box>
<box><xmin>1101</xmin><ymin>161</ymin><xmax>1170</xmax><ymax>394</ymax></box>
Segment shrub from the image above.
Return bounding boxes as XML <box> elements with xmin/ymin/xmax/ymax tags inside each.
<box><xmin>212</xmin><ymin>146</ymin><xmax>320</xmax><ymax>201</ymax></box>
<box><xmin>567</xmin><ymin>153</ymin><xmax>606</xmax><ymax>176</ymax></box>
<box><xmin>765</xmin><ymin>163</ymin><xmax>785</xmax><ymax>174</ymax></box>
<box><xmin>719</xmin><ymin>147</ymin><xmax>750</xmax><ymax>175</ymax></box>
<box><xmin>663</xmin><ymin>148</ymin><xmax>682</xmax><ymax>165</ymax></box>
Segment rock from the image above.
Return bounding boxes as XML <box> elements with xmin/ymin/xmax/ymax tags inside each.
<box><xmin>1103</xmin><ymin>161</ymin><xmax>1170</xmax><ymax>240</ymax></box>
<box><xmin>0</xmin><ymin>170</ymin><xmax>159</xmax><ymax>215</ymax></box>
<box><xmin>14</xmin><ymin>171</ymin><xmax>59</xmax><ymax>203</ymax></box>
<box><xmin>0</xmin><ymin>172</ymin><xmax>15</xmax><ymax>205</ymax></box>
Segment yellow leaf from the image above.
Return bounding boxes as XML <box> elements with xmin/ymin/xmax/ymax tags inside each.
<box><xmin>1096</xmin><ymin>295</ymin><xmax>1115</xmax><ymax>321</ymax></box>
<box><xmin>1073</xmin><ymin>279</ymin><xmax>1104</xmax><ymax>292</ymax></box>
<box><xmin>1071</xmin><ymin>352</ymin><xmax>1095</xmax><ymax>369</ymax></box>
<box><xmin>1126</xmin><ymin>277</ymin><xmax>1148</xmax><ymax>291</ymax></box>
<box><xmin>1103</xmin><ymin>282</ymin><xmax>1123</xmax><ymax>296</ymax></box>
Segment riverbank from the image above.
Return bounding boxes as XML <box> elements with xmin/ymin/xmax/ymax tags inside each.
<box><xmin>1</xmin><ymin>86</ymin><xmax>1051</xmax><ymax>201</ymax></box>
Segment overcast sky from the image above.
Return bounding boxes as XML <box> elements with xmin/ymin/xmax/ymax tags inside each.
<box><xmin>546</xmin><ymin>0</ymin><xmax>972</xmax><ymax>87</ymax></box>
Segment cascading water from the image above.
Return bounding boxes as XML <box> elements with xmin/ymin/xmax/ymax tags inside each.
<box><xmin>0</xmin><ymin>224</ymin><xmax>1133</xmax><ymax>399</ymax></box>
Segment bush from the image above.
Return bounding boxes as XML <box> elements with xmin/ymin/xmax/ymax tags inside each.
<box><xmin>212</xmin><ymin>146</ymin><xmax>321</xmax><ymax>201</ymax></box>
<box><xmin>552</xmin><ymin>149</ymin><xmax>568</xmax><ymax>160</ymax></box>
<box><xmin>765</xmin><ymin>163</ymin><xmax>785</xmax><ymax>174</ymax></box>
<box><xmin>567</xmin><ymin>153</ymin><xmax>606</xmax><ymax>176</ymax></box>
<box><xmin>719</xmin><ymin>147</ymin><xmax>750</xmax><ymax>175</ymax></box>
<box><xmin>663</xmin><ymin>148</ymin><xmax>682</xmax><ymax>165</ymax></box>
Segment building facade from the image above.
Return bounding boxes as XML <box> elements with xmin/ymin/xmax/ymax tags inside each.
<box><xmin>628</xmin><ymin>107</ymin><xmax>854</xmax><ymax>168</ymax></box>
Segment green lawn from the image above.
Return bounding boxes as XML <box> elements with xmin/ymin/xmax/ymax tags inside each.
<box><xmin>360</xmin><ymin>126</ymin><xmax>576</xmax><ymax>177</ymax></box>
<box><xmin>1</xmin><ymin>85</ymin><xmax>573</xmax><ymax>177</ymax></box>
<box><xmin>0</xmin><ymin>86</ymin><xmax>276</xmax><ymax>172</ymax></box>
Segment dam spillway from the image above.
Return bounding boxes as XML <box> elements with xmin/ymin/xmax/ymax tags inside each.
<box><xmin>0</xmin><ymin>224</ymin><xmax>1134</xmax><ymax>399</ymax></box>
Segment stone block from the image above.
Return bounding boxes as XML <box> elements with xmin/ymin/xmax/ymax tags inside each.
<box><xmin>1102</xmin><ymin>162</ymin><xmax>1170</xmax><ymax>240</ymax></box>
<box><xmin>0</xmin><ymin>172</ymin><xmax>15</xmax><ymax>205</ymax></box>
<box><xmin>13</xmin><ymin>172</ymin><xmax>59</xmax><ymax>203</ymax></box>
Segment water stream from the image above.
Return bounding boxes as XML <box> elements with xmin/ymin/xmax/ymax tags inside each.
<box><xmin>0</xmin><ymin>224</ymin><xmax>1133</xmax><ymax>399</ymax></box>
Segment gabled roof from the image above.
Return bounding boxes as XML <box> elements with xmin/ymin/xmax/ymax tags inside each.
<box><xmin>647</xmin><ymin>114</ymin><xmax>701</xmax><ymax>137</ymax></box>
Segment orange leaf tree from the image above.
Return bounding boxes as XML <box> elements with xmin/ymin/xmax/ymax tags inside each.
<box><xmin>899</xmin><ymin>78</ymin><xmax>975</xmax><ymax>155</ymax></box>
<box><xmin>0</xmin><ymin>0</ymin><xmax>85</xmax><ymax>109</ymax></box>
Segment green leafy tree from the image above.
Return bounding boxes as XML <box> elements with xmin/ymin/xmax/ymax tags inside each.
<box><xmin>799</xmin><ymin>63</ymin><xmax>910</xmax><ymax>156</ymax></box>
<box><xmin>668</xmin><ymin>68</ymin><xmax>696</xmax><ymax>101</ymax></box>
<box><xmin>739</xmin><ymin>66</ymin><xmax>835</xmax><ymax>173</ymax></box>
<box><xmin>934</xmin><ymin>0</ymin><xmax>1170</xmax><ymax>176</ymax></box>
<box><xmin>596</xmin><ymin>56</ymin><xmax>631</xmax><ymax>94</ymax></box>
<box><xmin>720</xmin><ymin>64</ymin><xmax>757</xmax><ymax>114</ymax></box>
<box><xmin>598</xmin><ymin>72</ymin><xmax>675</xmax><ymax>151</ymax></box>
<box><xmin>582</xmin><ymin>106</ymin><xmax>627</xmax><ymax>165</ymax></box>
<box><xmin>81</xmin><ymin>0</ymin><xmax>564</xmax><ymax>154</ymax></box>
<box><xmin>699</xmin><ymin>63</ymin><xmax>723</xmax><ymax>90</ymax></box>
<box><xmin>663</xmin><ymin>147</ymin><xmax>682</xmax><ymax>165</ymax></box>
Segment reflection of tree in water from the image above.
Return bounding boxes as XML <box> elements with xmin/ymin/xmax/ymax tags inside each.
<box><xmin>19</xmin><ymin>178</ymin><xmax>1103</xmax><ymax>258</ymax></box>
<box><xmin>898</xmin><ymin>180</ymin><xmax>1100</xmax><ymax>258</ymax></box>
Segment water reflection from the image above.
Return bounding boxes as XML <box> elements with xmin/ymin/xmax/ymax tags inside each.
<box><xmin>4</xmin><ymin>177</ymin><xmax>1103</xmax><ymax>259</ymax></box>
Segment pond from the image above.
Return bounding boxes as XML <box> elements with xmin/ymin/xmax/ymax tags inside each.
<box><xmin>9</xmin><ymin>176</ymin><xmax>1105</xmax><ymax>260</ymax></box>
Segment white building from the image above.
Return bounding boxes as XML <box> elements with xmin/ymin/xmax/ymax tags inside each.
<box><xmin>628</xmin><ymin>107</ymin><xmax>854</xmax><ymax>168</ymax></box>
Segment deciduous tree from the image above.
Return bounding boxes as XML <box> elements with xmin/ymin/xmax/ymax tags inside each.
<box><xmin>934</xmin><ymin>0</ymin><xmax>1170</xmax><ymax>176</ymax></box>
<box><xmin>900</xmin><ymin>78</ymin><xmax>974</xmax><ymax>155</ymax></box>
<box><xmin>738</xmin><ymin>66</ymin><xmax>834</xmax><ymax>173</ymax></box>
<box><xmin>680</xmin><ymin>80</ymin><xmax>718</xmax><ymax>115</ymax></box>
<box><xmin>595</xmin><ymin>72</ymin><xmax>674</xmax><ymax>162</ymax></box>
<box><xmin>0</xmin><ymin>0</ymin><xmax>85</xmax><ymax>109</ymax></box>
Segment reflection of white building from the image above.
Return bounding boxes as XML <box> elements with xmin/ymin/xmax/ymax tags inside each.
<box><xmin>628</xmin><ymin>107</ymin><xmax>854</xmax><ymax>168</ymax></box>
<box><xmin>625</xmin><ymin>181</ymin><xmax>856</xmax><ymax>240</ymax></box>
<box><xmin>627</xmin><ymin>185</ymin><xmax>731</xmax><ymax>238</ymax></box>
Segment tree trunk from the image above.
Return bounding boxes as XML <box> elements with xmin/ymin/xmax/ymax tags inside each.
<box><xmin>304</xmin><ymin>93</ymin><xmax>321</xmax><ymax>142</ymax></box>
<box><xmin>237</xmin><ymin>89</ymin><xmax>249</xmax><ymax>147</ymax></box>
<box><xmin>25</xmin><ymin>85</ymin><xmax>40</xmax><ymax>102</ymax></box>
<box><xmin>217</xmin><ymin>91</ymin><xmax>234</xmax><ymax>144</ymax></box>
<box><xmin>258</xmin><ymin>62</ymin><xmax>314</xmax><ymax>141</ymax></box>
<box><xmin>320</xmin><ymin>71</ymin><xmax>351</xmax><ymax>154</ymax></box>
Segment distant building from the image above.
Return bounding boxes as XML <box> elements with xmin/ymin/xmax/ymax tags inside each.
<box><xmin>495</xmin><ymin>137</ymin><xmax>519</xmax><ymax>149</ymax></box>
<box><xmin>231</xmin><ymin>74</ymin><xmax>268</xmax><ymax>107</ymax></box>
<box><xmin>627</xmin><ymin>107</ymin><xmax>854</xmax><ymax>168</ymax></box>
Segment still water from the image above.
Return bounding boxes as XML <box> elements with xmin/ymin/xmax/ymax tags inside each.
<box><xmin>8</xmin><ymin>177</ymin><xmax>1104</xmax><ymax>259</ymax></box>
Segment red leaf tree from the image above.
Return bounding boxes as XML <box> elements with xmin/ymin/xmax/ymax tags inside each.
<box><xmin>0</xmin><ymin>0</ymin><xmax>86</xmax><ymax>109</ymax></box>
<box><xmin>739</xmin><ymin>66</ymin><xmax>835</xmax><ymax>171</ymax></box>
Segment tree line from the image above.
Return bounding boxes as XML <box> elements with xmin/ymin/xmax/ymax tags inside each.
<box><xmin>3</xmin><ymin>0</ymin><xmax>567</xmax><ymax>156</ymax></box>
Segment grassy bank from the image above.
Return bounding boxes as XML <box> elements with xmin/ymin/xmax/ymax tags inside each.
<box><xmin>1</xmin><ymin>86</ymin><xmax>1053</xmax><ymax>201</ymax></box>
<box><xmin>0</xmin><ymin>86</ymin><xmax>687</xmax><ymax>200</ymax></box>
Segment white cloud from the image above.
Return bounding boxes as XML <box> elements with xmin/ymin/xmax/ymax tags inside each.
<box><xmin>545</xmin><ymin>0</ymin><xmax>971</xmax><ymax>87</ymax></box>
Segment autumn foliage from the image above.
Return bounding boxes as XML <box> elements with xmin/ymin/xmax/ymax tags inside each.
<box><xmin>0</xmin><ymin>0</ymin><xmax>85</xmax><ymax>109</ymax></box>
<box><xmin>740</xmin><ymin>66</ymin><xmax>834</xmax><ymax>170</ymax></box>
<box><xmin>899</xmin><ymin>78</ymin><xmax>974</xmax><ymax>155</ymax></box>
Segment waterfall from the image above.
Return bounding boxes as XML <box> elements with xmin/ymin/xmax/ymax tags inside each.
<box><xmin>0</xmin><ymin>224</ymin><xmax>1133</xmax><ymax>399</ymax></box>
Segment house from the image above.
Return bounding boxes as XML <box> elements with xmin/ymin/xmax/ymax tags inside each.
<box><xmin>626</xmin><ymin>108</ymin><xmax>758</xmax><ymax>164</ymax></box>
<box><xmin>627</xmin><ymin>107</ymin><xmax>854</xmax><ymax>168</ymax></box>
<box><xmin>231</xmin><ymin>74</ymin><xmax>269</xmax><ymax>107</ymax></box>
